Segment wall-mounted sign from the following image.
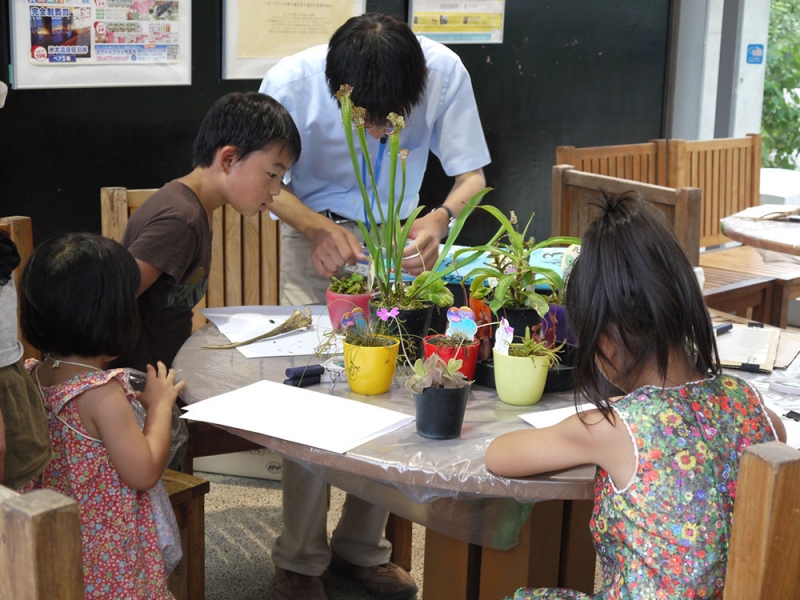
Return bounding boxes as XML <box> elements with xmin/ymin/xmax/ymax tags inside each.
<box><xmin>10</xmin><ymin>0</ymin><xmax>192</xmax><ymax>89</ymax></box>
<box><xmin>223</xmin><ymin>0</ymin><xmax>365</xmax><ymax>80</ymax></box>
<box><xmin>410</xmin><ymin>0</ymin><xmax>505</xmax><ymax>44</ymax></box>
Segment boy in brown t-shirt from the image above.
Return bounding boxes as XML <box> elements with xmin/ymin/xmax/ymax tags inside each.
<box><xmin>112</xmin><ymin>92</ymin><xmax>301</xmax><ymax>373</ymax></box>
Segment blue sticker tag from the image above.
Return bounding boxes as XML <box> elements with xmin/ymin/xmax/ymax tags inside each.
<box><xmin>746</xmin><ymin>44</ymin><xmax>764</xmax><ymax>64</ymax></box>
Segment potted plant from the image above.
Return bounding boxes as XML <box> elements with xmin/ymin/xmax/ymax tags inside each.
<box><xmin>404</xmin><ymin>354</ymin><xmax>472</xmax><ymax>439</ymax></box>
<box><xmin>339</xmin><ymin>306</ymin><xmax>401</xmax><ymax>395</ymax></box>
<box><xmin>422</xmin><ymin>305</ymin><xmax>481</xmax><ymax>379</ymax></box>
<box><xmin>335</xmin><ymin>85</ymin><xmax>491</xmax><ymax>358</ymax></box>
<box><xmin>454</xmin><ymin>207</ymin><xmax>580</xmax><ymax>343</ymax></box>
<box><xmin>493</xmin><ymin>320</ymin><xmax>562</xmax><ymax>406</ymax></box>
<box><xmin>326</xmin><ymin>272</ymin><xmax>372</xmax><ymax>332</ymax></box>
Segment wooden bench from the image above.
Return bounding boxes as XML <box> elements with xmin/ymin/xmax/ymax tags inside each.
<box><xmin>162</xmin><ymin>469</ymin><xmax>211</xmax><ymax>600</ymax></box>
<box><xmin>1</xmin><ymin>469</ymin><xmax>210</xmax><ymax>600</ymax></box>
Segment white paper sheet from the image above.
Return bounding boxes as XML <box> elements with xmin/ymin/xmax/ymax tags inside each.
<box><xmin>202</xmin><ymin>305</ymin><xmax>341</xmax><ymax>358</ymax></box>
<box><xmin>519</xmin><ymin>404</ymin><xmax>596</xmax><ymax>429</ymax></box>
<box><xmin>181</xmin><ymin>380</ymin><xmax>414</xmax><ymax>454</ymax></box>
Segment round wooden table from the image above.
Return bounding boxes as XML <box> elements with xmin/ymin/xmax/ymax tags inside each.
<box><xmin>721</xmin><ymin>204</ymin><xmax>800</xmax><ymax>256</ymax></box>
<box><xmin>173</xmin><ymin>319</ymin><xmax>597</xmax><ymax>597</ymax></box>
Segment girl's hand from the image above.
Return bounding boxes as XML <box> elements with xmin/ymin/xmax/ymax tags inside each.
<box><xmin>139</xmin><ymin>361</ymin><xmax>185</xmax><ymax>410</ymax></box>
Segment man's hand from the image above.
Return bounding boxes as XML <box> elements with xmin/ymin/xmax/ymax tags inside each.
<box><xmin>309</xmin><ymin>220</ymin><xmax>366</xmax><ymax>277</ymax></box>
<box><xmin>402</xmin><ymin>211</ymin><xmax>448</xmax><ymax>274</ymax></box>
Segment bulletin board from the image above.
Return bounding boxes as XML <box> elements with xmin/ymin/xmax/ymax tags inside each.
<box><xmin>10</xmin><ymin>0</ymin><xmax>192</xmax><ymax>89</ymax></box>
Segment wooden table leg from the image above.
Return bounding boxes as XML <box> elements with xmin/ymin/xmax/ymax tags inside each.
<box><xmin>422</xmin><ymin>499</ymin><xmax>596</xmax><ymax>600</ymax></box>
<box><xmin>479</xmin><ymin>500</ymin><xmax>564</xmax><ymax>599</ymax></box>
<box><xmin>558</xmin><ymin>499</ymin><xmax>595</xmax><ymax>593</ymax></box>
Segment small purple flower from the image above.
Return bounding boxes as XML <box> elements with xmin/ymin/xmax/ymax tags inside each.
<box><xmin>377</xmin><ymin>307</ymin><xmax>400</xmax><ymax>321</ymax></box>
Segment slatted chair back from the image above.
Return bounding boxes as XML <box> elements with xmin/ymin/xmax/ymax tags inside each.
<box><xmin>100</xmin><ymin>186</ymin><xmax>280</xmax><ymax>331</ymax></box>
<box><xmin>723</xmin><ymin>441</ymin><xmax>800</xmax><ymax>599</ymax></box>
<box><xmin>551</xmin><ymin>164</ymin><xmax>702</xmax><ymax>266</ymax></box>
<box><xmin>0</xmin><ymin>216</ymin><xmax>39</xmax><ymax>360</ymax></box>
<box><xmin>556</xmin><ymin>134</ymin><xmax>761</xmax><ymax>248</ymax></box>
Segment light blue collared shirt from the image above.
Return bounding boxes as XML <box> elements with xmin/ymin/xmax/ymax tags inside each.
<box><xmin>260</xmin><ymin>36</ymin><xmax>491</xmax><ymax>222</ymax></box>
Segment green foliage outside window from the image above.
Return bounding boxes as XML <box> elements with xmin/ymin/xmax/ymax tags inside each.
<box><xmin>763</xmin><ymin>0</ymin><xmax>800</xmax><ymax>168</ymax></box>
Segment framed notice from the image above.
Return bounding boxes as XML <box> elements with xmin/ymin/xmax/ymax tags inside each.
<box><xmin>222</xmin><ymin>0</ymin><xmax>365</xmax><ymax>80</ymax></box>
<box><xmin>410</xmin><ymin>0</ymin><xmax>505</xmax><ymax>44</ymax></box>
<box><xmin>10</xmin><ymin>0</ymin><xmax>192</xmax><ymax>89</ymax></box>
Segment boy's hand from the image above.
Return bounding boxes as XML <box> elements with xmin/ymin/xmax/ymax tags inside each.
<box><xmin>139</xmin><ymin>362</ymin><xmax>185</xmax><ymax>410</ymax></box>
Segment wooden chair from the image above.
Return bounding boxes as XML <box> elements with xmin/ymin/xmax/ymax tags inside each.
<box><xmin>556</xmin><ymin>134</ymin><xmax>761</xmax><ymax>248</ymax></box>
<box><xmin>724</xmin><ymin>441</ymin><xmax>800</xmax><ymax>599</ymax></box>
<box><xmin>551</xmin><ymin>164</ymin><xmax>702</xmax><ymax>265</ymax></box>
<box><xmin>551</xmin><ymin>165</ymin><xmax>781</xmax><ymax>325</ymax></box>
<box><xmin>0</xmin><ymin>216</ymin><xmax>39</xmax><ymax>361</ymax></box>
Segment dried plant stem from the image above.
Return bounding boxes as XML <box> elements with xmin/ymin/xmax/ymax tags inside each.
<box><xmin>202</xmin><ymin>308</ymin><xmax>313</xmax><ymax>349</ymax></box>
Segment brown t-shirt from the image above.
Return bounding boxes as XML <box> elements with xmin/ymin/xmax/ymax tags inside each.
<box><xmin>113</xmin><ymin>181</ymin><xmax>211</xmax><ymax>372</ymax></box>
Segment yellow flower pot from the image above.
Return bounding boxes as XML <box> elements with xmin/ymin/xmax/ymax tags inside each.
<box><xmin>343</xmin><ymin>337</ymin><xmax>400</xmax><ymax>395</ymax></box>
<box><xmin>493</xmin><ymin>349</ymin><xmax>550</xmax><ymax>406</ymax></box>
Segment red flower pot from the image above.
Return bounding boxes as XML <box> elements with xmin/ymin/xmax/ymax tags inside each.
<box><xmin>422</xmin><ymin>334</ymin><xmax>480</xmax><ymax>380</ymax></box>
<box><xmin>325</xmin><ymin>289</ymin><xmax>372</xmax><ymax>332</ymax></box>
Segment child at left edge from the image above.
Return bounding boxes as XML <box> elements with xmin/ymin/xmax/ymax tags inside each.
<box><xmin>110</xmin><ymin>91</ymin><xmax>302</xmax><ymax>374</ymax></box>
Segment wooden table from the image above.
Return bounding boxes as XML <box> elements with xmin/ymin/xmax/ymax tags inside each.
<box><xmin>174</xmin><ymin>322</ymin><xmax>597</xmax><ymax>599</ymax></box>
<box><xmin>721</xmin><ymin>204</ymin><xmax>800</xmax><ymax>256</ymax></box>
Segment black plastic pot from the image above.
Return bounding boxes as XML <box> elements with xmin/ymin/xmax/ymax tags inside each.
<box><xmin>496</xmin><ymin>306</ymin><xmax>543</xmax><ymax>344</ymax></box>
<box><xmin>544</xmin><ymin>343</ymin><xmax>577</xmax><ymax>393</ymax></box>
<box><xmin>413</xmin><ymin>386</ymin><xmax>470</xmax><ymax>439</ymax></box>
<box><xmin>371</xmin><ymin>302</ymin><xmax>434</xmax><ymax>364</ymax></box>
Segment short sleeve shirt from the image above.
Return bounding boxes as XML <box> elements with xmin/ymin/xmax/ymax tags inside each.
<box><xmin>114</xmin><ymin>181</ymin><xmax>211</xmax><ymax>371</ymax></box>
<box><xmin>260</xmin><ymin>36</ymin><xmax>491</xmax><ymax>221</ymax></box>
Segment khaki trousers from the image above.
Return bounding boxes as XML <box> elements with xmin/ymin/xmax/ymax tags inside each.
<box><xmin>279</xmin><ymin>221</ymin><xmax>364</xmax><ymax>305</ymax></box>
<box><xmin>273</xmin><ymin>221</ymin><xmax>391</xmax><ymax>575</ymax></box>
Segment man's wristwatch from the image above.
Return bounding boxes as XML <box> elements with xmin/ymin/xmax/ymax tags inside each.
<box><xmin>432</xmin><ymin>204</ymin><xmax>456</xmax><ymax>237</ymax></box>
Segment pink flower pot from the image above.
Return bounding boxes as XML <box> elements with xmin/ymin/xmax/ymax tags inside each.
<box><xmin>326</xmin><ymin>289</ymin><xmax>372</xmax><ymax>332</ymax></box>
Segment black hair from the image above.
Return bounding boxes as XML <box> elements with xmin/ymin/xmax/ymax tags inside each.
<box><xmin>563</xmin><ymin>191</ymin><xmax>719</xmax><ymax>418</ymax></box>
<box><xmin>19</xmin><ymin>232</ymin><xmax>141</xmax><ymax>359</ymax></box>
<box><xmin>191</xmin><ymin>92</ymin><xmax>302</xmax><ymax>168</ymax></box>
<box><xmin>325</xmin><ymin>13</ymin><xmax>428</xmax><ymax>123</ymax></box>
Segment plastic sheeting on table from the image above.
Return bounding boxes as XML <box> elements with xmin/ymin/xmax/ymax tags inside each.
<box><xmin>174</xmin><ymin>322</ymin><xmax>594</xmax><ymax>550</ymax></box>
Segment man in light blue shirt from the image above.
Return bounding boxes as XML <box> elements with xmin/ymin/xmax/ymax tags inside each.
<box><xmin>259</xmin><ymin>13</ymin><xmax>490</xmax><ymax>600</ymax></box>
<box><xmin>261</xmin><ymin>12</ymin><xmax>491</xmax><ymax>306</ymax></box>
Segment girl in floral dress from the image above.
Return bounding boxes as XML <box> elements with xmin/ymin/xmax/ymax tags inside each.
<box><xmin>486</xmin><ymin>192</ymin><xmax>786</xmax><ymax>599</ymax></box>
<box><xmin>18</xmin><ymin>232</ymin><xmax>184</xmax><ymax>599</ymax></box>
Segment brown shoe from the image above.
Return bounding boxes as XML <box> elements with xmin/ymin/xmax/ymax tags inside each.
<box><xmin>275</xmin><ymin>566</ymin><xmax>328</xmax><ymax>600</ymax></box>
<box><xmin>328</xmin><ymin>553</ymin><xmax>418</xmax><ymax>600</ymax></box>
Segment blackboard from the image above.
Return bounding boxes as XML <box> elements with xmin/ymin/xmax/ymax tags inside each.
<box><xmin>0</xmin><ymin>1</ymin><xmax>671</xmax><ymax>246</ymax></box>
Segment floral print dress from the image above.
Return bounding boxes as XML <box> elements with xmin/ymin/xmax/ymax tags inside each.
<box><xmin>509</xmin><ymin>375</ymin><xmax>777</xmax><ymax>600</ymax></box>
<box><xmin>19</xmin><ymin>360</ymin><xmax>174</xmax><ymax>600</ymax></box>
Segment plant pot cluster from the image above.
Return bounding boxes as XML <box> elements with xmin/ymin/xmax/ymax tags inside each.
<box><xmin>326</xmin><ymin>84</ymin><xmax>582</xmax><ymax>424</ymax></box>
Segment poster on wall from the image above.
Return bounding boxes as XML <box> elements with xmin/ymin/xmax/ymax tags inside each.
<box><xmin>10</xmin><ymin>0</ymin><xmax>192</xmax><ymax>89</ymax></box>
<box><xmin>410</xmin><ymin>0</ymin><xmax>505</xmax><ymax>44</ymax></box>
<box><xmin>223</xmin><ymin>0</ymin><xmax>365</xmax><ymax>80</ymax></box>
